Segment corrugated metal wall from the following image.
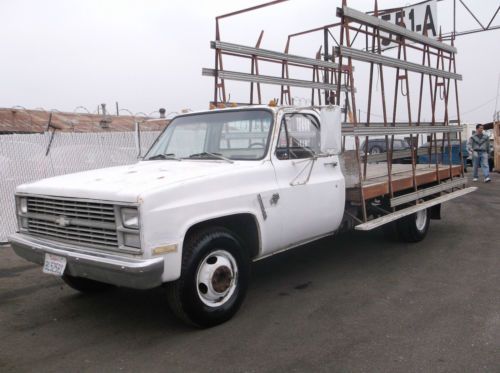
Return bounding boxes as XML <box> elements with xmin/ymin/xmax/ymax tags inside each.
<box><xmin>0</xmin><ymin>131</ymin><xmax>160</xmax><ymax>242</ymax></box>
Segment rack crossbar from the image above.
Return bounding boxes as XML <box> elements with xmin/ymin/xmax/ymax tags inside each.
<box><xmin>390</xmin><ymin>177</ymin><xmax>468</xmax><ymax>207</ymax></box>
<box><xmin>342</xmin><ymin>125</ymin><xmax>463</xmax><ymax>136</ymax></box>
<box><xmin>337</xmin><ymin>46</ymin><xmax>462</xmax><ymax>80</ymax></box>
<box><xmin>213</xmin><ymin>41</ymin><xmax>346</xmax><ymax>70</ymax></box>
<box><xmin>202</xmin><ymin>68</ymin><xmax>352</xmax><ymax>92</ymax></box>
<box><xmin>339</xmin><ymin>6</ymin><xmax>458</xmax><ymax>54</ymax></box>
<box><xmin>355</xmin><ymin>187</ymin><xmax>476</xmax><ymax>231</ymax></box>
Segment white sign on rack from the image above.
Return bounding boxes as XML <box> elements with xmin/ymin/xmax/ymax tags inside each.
<box><xmin>379</xmin><ymin>0</ymin><xmax>438</xmax><ymax>48</ymax></box>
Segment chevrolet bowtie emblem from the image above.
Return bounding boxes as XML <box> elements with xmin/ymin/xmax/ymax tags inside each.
<box><xmin>55</xmin><ymin>216</ymin><xmax>71</xmax><ymax>227</ymax></box>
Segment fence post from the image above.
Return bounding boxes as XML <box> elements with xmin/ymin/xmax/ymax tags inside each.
<box><xmin>134</xmin><ymin>121</ymin><xmax>142</xmax><ymax>159</ymax></box>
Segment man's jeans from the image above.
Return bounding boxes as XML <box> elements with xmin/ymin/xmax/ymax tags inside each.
<box><xmin>473</xmin><ymin>151</ymin><xmax>490</xmax><ymax>179</ymax></box>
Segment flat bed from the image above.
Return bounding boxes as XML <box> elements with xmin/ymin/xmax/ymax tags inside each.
<box><xmin>345</xmin><ymin>163</ymin><xmax>463</xmax><ymax>202</ymax></box>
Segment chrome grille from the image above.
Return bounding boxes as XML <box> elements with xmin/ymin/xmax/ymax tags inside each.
<box><xmin>27</xmin><ymin>197</ymin><xmax>115</xmax><ymax>222</ymax></box>
<box><xmin>25</xmin><ymin>196</ymin><xmax>118</xmax><ymax>249</ymax></box>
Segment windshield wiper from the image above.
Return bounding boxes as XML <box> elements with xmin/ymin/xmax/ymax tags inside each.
<box><xmin>187</xmin><ymin>152</ymin><xmax>234</xmax><ymax>163</ymax></box>
<box><xmin>147</xmin><ymin>153</ymin><xmax>181</xmax><ymax>161</ymax></box>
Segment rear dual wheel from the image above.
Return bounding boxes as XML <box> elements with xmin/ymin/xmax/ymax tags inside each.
<box><xmin>384</xmin><ymin>208</ymin><xmax>430</xmax><ymax>243</ymax></box>
<box><xmin>396</xmin><ymin>208</ymin><xmax>430</xmax><ymax>242</ymax></box>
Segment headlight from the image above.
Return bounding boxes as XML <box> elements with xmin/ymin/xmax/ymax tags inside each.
<box><xmin>123</xmin><ymin>232</ymin><xmax>141</xmax><ymax>248</ymax></box>
<box><xmin>18</xmin><ymin>197</ymin><xmax>28</xmax><ymax>214</ymax></box>
<box><xmin>120</xmin><ymin>207</ymin><xmax>139</xmax><ymax>229</ymax></box>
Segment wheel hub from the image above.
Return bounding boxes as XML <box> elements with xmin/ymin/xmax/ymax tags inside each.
<box><xmin>196</xmin><ymin>250</ymin><xmax>238</xmax><ymax>307</ymax></box>
<box><xmin>212</xmin><ymin>266</ymin><xmax>232</xmax><ymax>293</ymax></box>
<box><xmin>415</xmin><ymin>209</ymin><xmax>427</xmax><ymax>231</ymax></box>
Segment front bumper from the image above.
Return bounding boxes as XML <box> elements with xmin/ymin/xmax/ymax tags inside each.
<box><xmin>8</xmin><ymin>233</ymin><xmax>164</xmax><ymax>289</ymax></box>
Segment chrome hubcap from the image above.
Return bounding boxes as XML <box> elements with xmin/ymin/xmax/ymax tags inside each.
<box><xmin>415</xmin><ymin>209</ymin><xmax>427</xmax><ymax>231</ymax></box>
<box><xmin>196</xmin><ymin>250</ymin><xmax>238</xmax><ymax>307</ymax></box>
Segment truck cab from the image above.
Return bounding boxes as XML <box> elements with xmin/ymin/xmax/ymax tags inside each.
<box><xmin>9</xmin><ymin>105</ymin><xmax>347</xmax><ymax>327</ymax></box>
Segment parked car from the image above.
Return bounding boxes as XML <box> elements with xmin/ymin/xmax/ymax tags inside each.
<box><xmin>360</xmin><ymin>138</ymin><xmax>410</xmax><ymax>154</ymax></box>
<box><xmin>418</xmin><ymin>139</ymin><xmax>468</xmax><ymax>171</ymax></box>
<box><xmin>360</xmin><ymin>138</ymin><xmax>412</xmax><ymax>163</ymax></box>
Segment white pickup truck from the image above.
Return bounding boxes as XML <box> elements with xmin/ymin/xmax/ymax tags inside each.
<box><xmin>9</xmin><ymin>105</ymin><xmax>470</xmax><ymax>327</ymax></box>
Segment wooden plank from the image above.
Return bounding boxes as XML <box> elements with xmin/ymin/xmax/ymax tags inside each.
<box><xmin>346</xmin><ymin>164</ymin><xmax>462</xmax><ymax>202</ymax></box>
<box><xmin>362</xmin><ymin>183</ymin><xmax>389</xmax><ymax>200</ymax></box>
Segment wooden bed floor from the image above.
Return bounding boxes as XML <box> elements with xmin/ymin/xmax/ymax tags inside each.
<box><xmin>346</xmin><ymin>163</ymin><xmax>463</xmax><ymax>201</ymax></box>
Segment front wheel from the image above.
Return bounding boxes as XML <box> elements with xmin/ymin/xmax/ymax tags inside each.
<box><xmin>396</xmin><ymin>208</ymin><xmax>430</xmax><ymax>242</ymax></box>
<box><xmin>166</xmin><ymin>228</ymin><xmax>250</xmax><ymax>327</ymax></box>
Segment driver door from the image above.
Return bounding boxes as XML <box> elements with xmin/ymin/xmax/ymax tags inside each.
<box><xmin>271</xmin><ymin>112</ymin><xmax>345</xmax><ymax>249</ymax></box>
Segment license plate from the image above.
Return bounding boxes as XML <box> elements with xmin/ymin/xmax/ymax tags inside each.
<box><xmin>43</xmin><ymin>253</ymin><xmax>67</xmax><ymax>276</ymax></box>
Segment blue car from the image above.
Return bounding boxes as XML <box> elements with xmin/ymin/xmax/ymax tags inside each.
<box><xmin>418</xmin><ymin>140</ymin><xmax>469</xmax><ymax>171</ymax></box>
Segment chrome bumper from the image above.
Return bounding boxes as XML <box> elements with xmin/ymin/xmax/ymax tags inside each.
<box><xmin>8</xmin><ymin>233</ymin><xmax>164</xmax><ymax>290</ymax></box>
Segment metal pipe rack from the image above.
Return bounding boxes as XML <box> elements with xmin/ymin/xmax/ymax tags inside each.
<box><xmin>203</xmin><ymin>0</ymin><xmax>472</xmax><ymax>226</ymax></box>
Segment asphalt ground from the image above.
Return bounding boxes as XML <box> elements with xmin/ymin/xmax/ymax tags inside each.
<box><xmin>1</xmin><ymin>174</ymin><xmax>499</xmax><ymax>373</ymax></box>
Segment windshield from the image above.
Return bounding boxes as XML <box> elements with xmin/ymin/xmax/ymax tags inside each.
<box><xmin>145</xmin><ymin>110</ymin><xmax>274</xmax><ymax>161</ymax></box>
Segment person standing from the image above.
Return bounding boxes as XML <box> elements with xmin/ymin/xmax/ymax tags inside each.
<box><xmin>468</xmin><ymin>124</ymin><xmax>491</xmax><ymax>182</ymax></box>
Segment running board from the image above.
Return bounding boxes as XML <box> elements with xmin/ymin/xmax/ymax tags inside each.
<box><xmin>355</xmin><ymin>187</ymin><xmax>477</xmax><ymax>231</ymax></box>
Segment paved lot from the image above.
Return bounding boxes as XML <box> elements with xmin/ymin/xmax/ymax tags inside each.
<box><xmin>1</xmin><ymin>174</ymin><xmax>499</xmax><ymax>373</ymax></box>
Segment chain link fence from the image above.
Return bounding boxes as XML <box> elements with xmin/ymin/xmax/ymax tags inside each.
<box><xmin>0</xmin><ymin>130</ymin><xmax>160</xmax><ymax>243</ymax></box>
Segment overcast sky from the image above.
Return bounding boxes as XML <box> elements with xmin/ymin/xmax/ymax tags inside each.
<box><xmin>0</xmin><ymin>0</ymin><xmax>498</xmax><ymax>123</ymax></box>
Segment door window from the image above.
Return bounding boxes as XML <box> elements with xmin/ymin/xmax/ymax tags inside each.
<box><xmin>276</xmin><ymin>114</ymin><xmax>320</xmax><ymax>160</ymax></box>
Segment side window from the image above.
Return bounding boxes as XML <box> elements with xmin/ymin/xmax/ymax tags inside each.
<box><xmin>394</xmin><ymin>140</ymin><xmax>405</xmax><ymax>150</ymax></box>
<box><xmin>276</xmin><ymin>114</ymin><xmax>320</xmax><ymax>160</ymax></box>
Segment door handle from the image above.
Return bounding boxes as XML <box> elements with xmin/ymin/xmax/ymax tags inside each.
<box><xmin>324</xmin><ymin>161</ymin><xmax>338</xmax><ymax>167</ymax></box>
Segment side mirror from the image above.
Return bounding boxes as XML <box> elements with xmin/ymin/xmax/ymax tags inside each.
<box><xmin>320</xmin><ymin>105</ymin><xmax>342</xmax><ymax>155</ymax></box>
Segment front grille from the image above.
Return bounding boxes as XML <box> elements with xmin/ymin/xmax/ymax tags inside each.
<box><xmin>25</xmin><ymin>196</ymin><xmax>118</xmax><ymax>249</ymax></box>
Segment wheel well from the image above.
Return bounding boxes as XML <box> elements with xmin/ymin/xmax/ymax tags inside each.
<box><xmin>184</xmin><ymin>214</ymin><xmax>261</xmax><ymax>259</ymax></box>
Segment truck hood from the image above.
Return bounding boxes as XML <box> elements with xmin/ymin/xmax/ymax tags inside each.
<box><xmin>16</xmin><ymin>160</ymin><xmax>254</xmax><ymax>203</ymax></box>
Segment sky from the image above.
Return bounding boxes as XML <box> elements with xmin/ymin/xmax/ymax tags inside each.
<box><xmin>0</xmin><ymin>0</ymin><xmax>499</xmax><ymax>123</ymax></box>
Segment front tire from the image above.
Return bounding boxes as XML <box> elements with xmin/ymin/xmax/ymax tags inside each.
<box><xmin>166</xmin><ymin>228</ymin><xmax>250</xmax><ymax>328</ymax></box>
<box><xmin>396</xmin><ymin>208</ymin><xmax>430</xmax><ymax>242</ymax></box>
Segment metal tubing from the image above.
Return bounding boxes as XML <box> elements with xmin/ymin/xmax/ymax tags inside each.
<box><xmin>458</xmin><ymin>0</ymin><xmax>486</xmax><ymax>29</ymax></box>
<box><xmin>432</xmin><ymin>50</ymin><xmax>442</xmax><ymax>184</ymax></box>
<box><xmin>390</xmin><ymin>177</ymin><xmax>467</xmax><ymax>207</ymax></box>
<box><xmin>289</xmin><ymin>22</ymin><xmax>342</xmax><ymax>39</ymax></box>
<box><xmin>340</xmin><ymin>0</ymin><xmax>367</xmax><ymax>222</ymax></box>
<box><xmin>337</xmin><ymin>46</ymin><xmax>462</xmax><ymax>80</ymax></box>
<box><xmin>343</xmin><ymin>25</ymin><xmax>452</xmax><ymax>59</ymax></box>
<box><xmin>398</xmin><ymin>39</ymin><xmax>418</xmax><ymax>197</ymax></box>
<box><xmin>216</xmin><ymin>0</ymin><xmax>289</xmax><ymax>20</ymax></box>
<box><xmin>370</xmin><ymin>0</ymin><xmax>394</xmax><ymax>210</ymax></box>
<box><xmin>213</xmin><ymin>41</ymin><xmax>343</xmax><ymax>70</ymax></box>
<box><xmin>363</xmin><ymin>147</ymin><xmax>432</xmax><ymax>163</ymax></box>
<box><xmin>364</xmin><ymin>27</ymin><xmax>376</xmax><ymax>180</ymax></box>
<box><xmin>355</xmin><ymin>187</ymin><xmax>477</xmax><ymax>231</ymax></box>
<box><xmin>202</xmin><ymin>69</ymin><xmax>352</xmax><ymax>92</ymax></box>
<box><xmin>442</xmin><ymin>25</ymin><xmax>500</xmax><ymax>39</ymax></box>
<box><xmin>339</xmin><ymin>6</ymin><xmax>458</xmax><ymax>53</ymax></box>
<box><xmin>452</xmin><ymin>38</ymin><xmax>464</xmax><ymax>177</ymax></box>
